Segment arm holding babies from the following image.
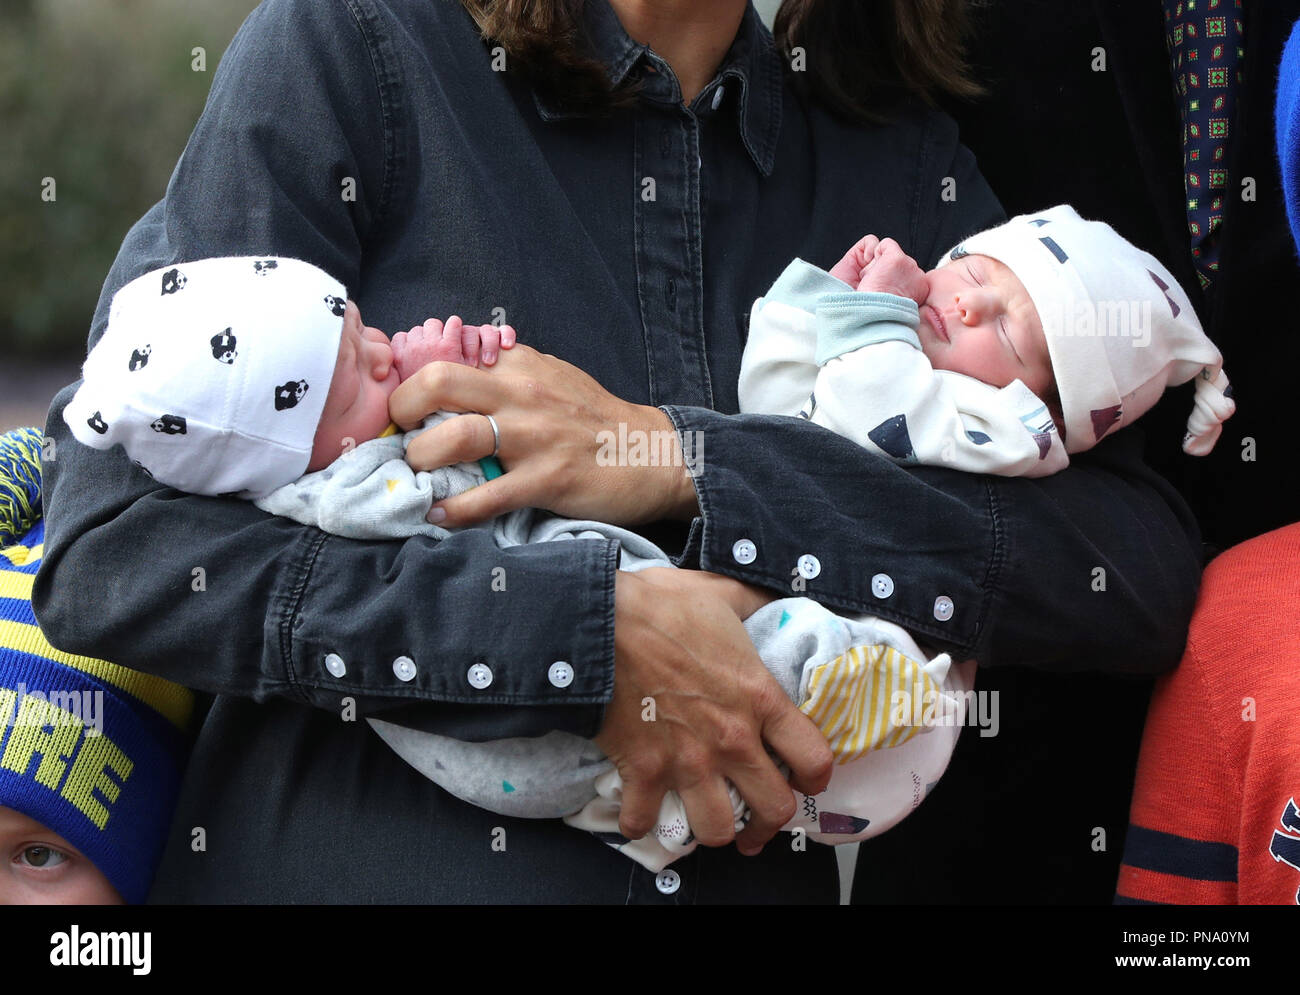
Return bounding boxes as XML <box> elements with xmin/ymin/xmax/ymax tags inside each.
<box><xmin>738</xmin><ymin>237</ymin><xmax>1068</xmax><ymax>478</ymax></box>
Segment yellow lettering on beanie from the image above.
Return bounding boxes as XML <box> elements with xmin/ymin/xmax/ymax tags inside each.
<box><xmin>0</xmin><ymin>684</ymin><xmax>134</xmax><ymax>830</ymax></box>
<box><xmin>61</xmin><ymin>733</ymin><xmax>132</xmax><ymax>829</ymax></box>
<box><xmin>1</xmin><ymin>695</ymin><xmax>81</xmax><ymax>788</ymax></box>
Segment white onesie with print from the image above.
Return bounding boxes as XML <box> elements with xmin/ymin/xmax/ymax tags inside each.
<box><xmin>738</xmin><ymin>257</ymin><xmax>1068</xmax><ymax>476</ymax></box>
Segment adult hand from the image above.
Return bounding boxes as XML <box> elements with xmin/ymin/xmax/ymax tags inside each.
<box><xmin>389</xmin><ymin>342</ymin><xmax>700</xmax><ymax>528</ymax></box>
<box><xmin>594</xmin><ymin>567</ymin><xmax>832</xmax><ymax>854</ymax></box>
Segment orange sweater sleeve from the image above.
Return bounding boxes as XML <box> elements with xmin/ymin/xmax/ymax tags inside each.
<box><xmin>1116</xmin><ymin>524</ymin><xmax>1300</xmax><ymax>905</ymax></box>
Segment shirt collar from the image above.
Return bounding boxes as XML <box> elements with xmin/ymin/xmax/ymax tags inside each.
<box><xmin>532</xmin><ymin>1</ymin><xmax>782</xmax><ymax>176</ymax></box>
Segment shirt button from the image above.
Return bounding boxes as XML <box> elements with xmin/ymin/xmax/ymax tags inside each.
<box><xmin>871</xmin><ymin>573</ymin><xmax>894</xmax><ymax>599</ymax></box>
<box><xmin>393</xmin><ymin>656</ymin><xmax>417</xmax><ymax>682</ymax></box>
<box><xmin>711</xmin><ymin>85</ymin><xmax>725</xmax><ymax>110</ymax></box>
<box><xmin>796</xmin><ymin>554</ymin><xmax>821</xmax><ymax>580</ymax></box>
<box><xmin>324</xmin><ymin>653</ymin><xmax>346</xmax><ymax>678</ymax></box>
<box><xmin>933</xmin><ymin>596</ymin><xmax>954</xmax><ymax>622</ymax></box>
<box><xmin>732</xmin><ymin>538</ymin><xmax>757</xmax><ymax>565</ymax></box>
<box><xmin>468</xmin><ymin>663</ymin><xmax>494</xmax><ymax>690</ymax></box>
<box><xmin>655</xmin><ymin>868</ymin><xmax>681</xmax><ymax>895</ymax></box>
<box><xmin>548</xmin><ymin>661</ymin><xmax>574</xmax><ymax>689</ymax></box>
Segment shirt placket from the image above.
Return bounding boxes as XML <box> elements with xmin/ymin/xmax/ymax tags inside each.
<box><xmin>633</xmin><ymin>57</ymin><xmax>714</xmax><ymax>409</ymax></box>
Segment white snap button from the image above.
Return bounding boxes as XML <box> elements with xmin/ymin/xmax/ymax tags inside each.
<box><xmin>796</xmin><ymin>554</ymin><xmax>821</xmax><ymax>580</ymax></box>
<box><xmin>933</xmin><ymin>595</ymin><xmax>954</xmax><ymax>621</ymax></box>
<box><xmin>732</xmin><ymin>538</ymin><xmax>757</xmax><ymax>565</ymax></box>
<box><xmin>468</xmin><ymin>663</ymin><xmax>494</xmax><ymax>689</ymax></box>
<box><xmin>871</xmin><ymin>573</ymin><xmax>894</xmax><ymax>599</ymax></box>
<box><xmin>324</xmin><ymin>653</ymin><xmax>346</xmax><ymax>678</ymax></box>
<box><xmin>393</xmin><ymin>656</ymin><xmax>417</xmax><ymax>682</ymax></box>
<box><xmin>548</xmin><ymin>661</ymin><xmax>574</xmax><ymax>689</ymax></box>
<box><xmin>655</xmin><ymin>868</ymin><xmax>681</xmax><ymax>894</ymax></box>
<box><xmin>711</xmin><ymin>85</ymin><xmax>725</xmax><ymax>110</ymax></box>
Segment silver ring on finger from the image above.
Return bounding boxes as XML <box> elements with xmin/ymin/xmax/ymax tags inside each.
<box><xmin>483</xmin><ymin>412</ymin><xmax>501</xmax><ymax>458</ymax></box>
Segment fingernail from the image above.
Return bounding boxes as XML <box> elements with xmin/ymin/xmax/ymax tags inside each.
<box><xmin>427</xmin><ymin>506</ymin><xmax>446</xmax><ymax>523</ymax></box>
<box><xmin>483</xmin><ymin>351</ymin><xmax>496</xmax><ymax>364</ymax></box>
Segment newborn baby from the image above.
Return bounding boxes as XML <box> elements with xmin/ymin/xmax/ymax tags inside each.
<box><xmin>738</xmin><ymin>204</ymin><xmax>1237</xmax><ymax>478</ymax></box>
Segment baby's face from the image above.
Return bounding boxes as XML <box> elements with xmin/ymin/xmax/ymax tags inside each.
<box><xmin>917</xmin><ymin>254</ymin><xmax>1054</xmax><ymax>402</ymax></box>
<box><xmin>0</xmin><ymin>806</ymin><xmax>122</xmax><ymax>904</ymax></box>
<box><xmin>309</xmin><ymin>300</ymin><xmax>400</xmax><ymax>471</ymax></box>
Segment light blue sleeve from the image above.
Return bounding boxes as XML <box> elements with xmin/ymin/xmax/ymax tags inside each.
<box><xmin>762</xmin><ymin>257</ymin><xmax>854</xmax><ymax>312</ymax></box>
<box><xmin>813</xmin><ymin>292</ymin><xmax>921</xmax><ymax>367</ymax></box>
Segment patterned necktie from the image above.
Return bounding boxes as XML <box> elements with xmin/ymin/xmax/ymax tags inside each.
<box><xmin>1162</xmin><ymin>0</ymin><xmax>1245</xmax><ymax>292</ymax></box>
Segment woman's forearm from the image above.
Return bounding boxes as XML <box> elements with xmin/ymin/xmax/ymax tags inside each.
<box><xmin>35</xmin><ymin>387</ymin><xmax>620</xmax><ymax>737</ymax></box>
<box><xmin>657</xmin><ymin>403</ymin><xmax>1201</xmax><ymax>674</ymax></box>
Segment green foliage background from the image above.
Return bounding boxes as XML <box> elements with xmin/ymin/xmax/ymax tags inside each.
<box><xmin>0</xmin><ymin>0</ymin><xmax>259</xmax><ymax>359</ymax></box>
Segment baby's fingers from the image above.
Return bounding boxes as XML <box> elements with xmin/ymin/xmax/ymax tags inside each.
<box><xmin>477</xmin><ymin>324</ymin><xmax>501</xmax><ymax>366</ymax></box>
<box><xmin>449</xmin><ymin>315</ymin><xmax>479</xmax><ymax>367</ymax></box>
<box><xmin>476</xmin><ymin>324</ymin><xmax>519</xmax><ymax>366</ymax></box>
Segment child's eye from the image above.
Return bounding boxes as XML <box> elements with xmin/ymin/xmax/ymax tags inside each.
<box><xmin>18</xmin><ymin>845</ymin><xmax>69</xmax><ymax>869</ymax></box>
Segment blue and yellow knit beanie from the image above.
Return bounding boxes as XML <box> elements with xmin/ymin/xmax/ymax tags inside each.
<box><xmin>0</xmin><ymin>427</ymin><xmax>192</xmax><ymax>903</ymax></box>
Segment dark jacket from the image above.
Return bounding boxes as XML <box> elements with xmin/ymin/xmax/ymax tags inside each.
<box><xmin>33</xmin><ymin>0</ymin><xmax>1200</xmax><ymax>902</ymax></box>
<box><xmin>855</xmin><ymin>0</ymin><xmax>1300</xmax><ymax>905</ymax></box>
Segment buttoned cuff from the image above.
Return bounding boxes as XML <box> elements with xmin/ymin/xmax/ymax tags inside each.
<box><xmin>284</xmin><ymin>527</ymin><xmax>620</xmax><ymax>738</ymax></box>
<box><xmin>656</xmin><ymin>404</ymin><xmax>989</xmax><ymax>655</ymax></box>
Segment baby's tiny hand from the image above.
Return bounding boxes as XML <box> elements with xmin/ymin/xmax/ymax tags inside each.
<box><xmin>856</xmin><ymin>238</ymin><xmax>928</xmax><ymax>306</ymax></box>
<box><xmin>391</xmin><ymin>316</ymin><xmax>517</xmax><ymax>380</ymax></box>
<box><xmin>830</xmin><ymin>234</ymin><xmax>880</xmax><ymax>287</ymax></box>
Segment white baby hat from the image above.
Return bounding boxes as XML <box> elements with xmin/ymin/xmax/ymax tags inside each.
<box><xmin>938</xmin><ymin>205</ymin><xmax>1235</xmax><ymax>455</ymax></box>
<box><xmin>64</xmin><ymin>256</ymin><xmax>347</xmax><ymax>498</ymax></box>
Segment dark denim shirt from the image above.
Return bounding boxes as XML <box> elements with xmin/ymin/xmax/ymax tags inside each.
<box><xmin>34</xmin><ymin>0</ymin><xmax>1201</xmax><ymax>903</ymax></box>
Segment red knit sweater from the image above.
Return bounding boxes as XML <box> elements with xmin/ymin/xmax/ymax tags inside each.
<box><xmin>1116</xmin><ymin>523</ymin><xmax>1300</xmax><ymax>904</ymax></box>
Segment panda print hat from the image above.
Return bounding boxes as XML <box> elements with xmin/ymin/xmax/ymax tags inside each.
<box><xmin>64</xmin><ymin>257</ymin><xmax>348</xmax><ymax>499</ymax></box>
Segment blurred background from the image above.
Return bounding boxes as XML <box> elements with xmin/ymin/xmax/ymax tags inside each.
<box><xmin>0</xmin><ymin>0</ymin><xmax>258</xmax><ymax>431</ymax></box>
<box><xmin>0</xmin><ymin>0</ymin><xmax>782</xmax><ymax>433</ymax></box>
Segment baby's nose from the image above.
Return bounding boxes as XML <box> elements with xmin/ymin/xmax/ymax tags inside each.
<box><xmin>955</xmin><ymin>289</ymin><xmax>993</xmax><ymax>323</ymax></box>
